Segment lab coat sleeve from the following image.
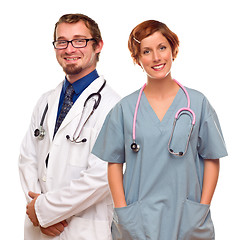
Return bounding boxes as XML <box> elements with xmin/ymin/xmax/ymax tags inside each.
<box><xmin>197</xmin><ymin>97</ymin><xmax>228</xmax><ymax>159</ymax></box>
<box><xmin>92</xmin><ymin>103</ymin><xmax>125</xmax><ymax>163</ymax></box>
<box><xmin>19</xmin><ymin>98</ymin><xmax>43</xmax><ymax>202</ymax></box>
<box><xmin>35</xmin><ymin>153</ymin><xmax>110</xmax><ymax>227</ymax></box>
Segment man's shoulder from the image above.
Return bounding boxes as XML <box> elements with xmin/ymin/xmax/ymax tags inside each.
<box><xmin>35</xmin><ymin>81</ymin><xmax>63</xmax><ymax>107</ymax></box>
<box><xmin>97</xmin><ymin>77</ymin><xmax>121</xmax><ymax>107</ymax></box>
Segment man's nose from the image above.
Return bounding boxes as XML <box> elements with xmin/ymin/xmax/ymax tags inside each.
<box><xmin>65</xmin><ymin>41</ymin><xmax>76</xmax><ymax>53</ymax></box>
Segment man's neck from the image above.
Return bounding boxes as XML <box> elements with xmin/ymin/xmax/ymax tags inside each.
<box><xmin>66</xmin><ymin>67</ymin><xmax>96</xmax><ymax>84</ymax></box>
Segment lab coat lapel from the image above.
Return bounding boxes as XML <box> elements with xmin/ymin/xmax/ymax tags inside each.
<box><xmin>55</xmin><ymin>76</ymin><xmax>105</xmax><ymax>136</ymax></box>
<box><xmin>46</xmin><ymin>82</ymin><xmax>63</xmax><ymax>141</ymax></box>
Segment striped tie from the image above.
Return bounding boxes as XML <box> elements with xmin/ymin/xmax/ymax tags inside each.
<box><xmin>54</xmin><ymin>84</ymin><xmax>75</xmax><ymax>136</ymax></box>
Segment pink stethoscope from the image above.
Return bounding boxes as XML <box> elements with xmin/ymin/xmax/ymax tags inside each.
<box><xmin>131</xmin><ymin>79</ymin><xmax>196</xmax><ymax>156</ymax></box>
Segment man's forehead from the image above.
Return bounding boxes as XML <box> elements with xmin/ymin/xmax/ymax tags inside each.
<box><xmin>56</xmin><ymin>21</ymin><xmax>91</xmax><ymax>39</ymax></box>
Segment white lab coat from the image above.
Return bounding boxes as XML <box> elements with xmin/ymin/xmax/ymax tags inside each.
<box><xmin>19</xmin><ymin>76</ymin><xmax>120</xmax><ymax>240</ymax></box>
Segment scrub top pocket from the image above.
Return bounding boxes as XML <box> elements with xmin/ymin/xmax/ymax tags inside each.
<box><xmin>112</xmin><ymin>202</ymin><xmax>146</xmax><ymax>240</ymax></box>
<box><xmin>179</xmin><ymin>199</ymin><xmax>215</xmax><ymax>240</ymax></box>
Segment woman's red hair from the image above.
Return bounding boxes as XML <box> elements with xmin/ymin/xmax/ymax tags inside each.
<box><xmin>128</xmin><ymin>20</ymin><xmax>179</xmax><ymax>65</ymax></box>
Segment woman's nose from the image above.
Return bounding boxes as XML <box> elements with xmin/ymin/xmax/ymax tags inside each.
<box><xmin>153</xmin><ymin>51</ymin><xmax>161</xmax><ymax>62</ymax></box>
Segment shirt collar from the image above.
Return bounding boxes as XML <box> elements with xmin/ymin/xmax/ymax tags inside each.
<box><xmin>63</xmin><ymin>69</ymin><xmax>99</xmax><ymax>94</ymax></box>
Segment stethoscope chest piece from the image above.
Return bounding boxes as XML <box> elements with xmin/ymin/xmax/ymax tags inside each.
<box><xmin>34</xmin><ymin>126</ymin><xmax>45</xmax><ymax>140</ymax></box>
<box><xmin>131</xmin><ymin>142</ymin><xmax>140</xmax><ymax>152</ymax></box>
<box><xmin>34</xmin><ymin>104</ymin><xmax>48</xmax><ymax>141</ymax></box>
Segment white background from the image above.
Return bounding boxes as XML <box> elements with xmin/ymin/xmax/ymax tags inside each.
<box><xmin>1</xmin><ymin>0</ymin><xmax>242</xmax><ymax>238</ymax></box>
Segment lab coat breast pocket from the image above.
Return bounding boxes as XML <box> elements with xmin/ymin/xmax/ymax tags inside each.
<box><xmin>179</xmin><ymin>199</ymin><xmax>215</xmax><ymax>240</ymax></box>
<box><xmin>68</xmin><ymin>127</ymin><xmax>96</xmax><ymax>168</ymax></box>
<box><xmin>112</xmin><ymin>202</ymin><xmax>146</xmax><ymax>240</ymax></box>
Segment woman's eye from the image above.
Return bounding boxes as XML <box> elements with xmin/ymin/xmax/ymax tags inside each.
<box><xmin>160</xmin><ymin>46</ymin><xmax>166</xmax><ymax>50</ymax></box>
<box><xmin>143</xmin><ymin>50</ymin><xmax>150</xmax><ymax>54</ymax></box>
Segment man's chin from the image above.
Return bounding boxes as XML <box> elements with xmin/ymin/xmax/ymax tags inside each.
<box><xmin>63</xmin><ymin>65</ymin><xmax>83</xmax><ymax>75</ymax></box>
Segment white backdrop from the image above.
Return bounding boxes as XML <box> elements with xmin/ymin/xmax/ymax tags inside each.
<box><xmin>1</xmin><ymin>0</ymin><xmax>242</xmax><ymax>238</ymax></box>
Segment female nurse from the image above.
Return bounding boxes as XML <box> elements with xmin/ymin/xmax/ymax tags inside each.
<box><xmin>92</xmin><ymin>20</ymin><xmax>228</xmax><ymax>240</ymax></box>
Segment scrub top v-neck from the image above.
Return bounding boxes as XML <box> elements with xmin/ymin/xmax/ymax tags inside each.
<box><xmin>141</xmin><ymin>87</ymin><xmax>183</xmax><ymax>130</ymax></box>
<box><xmin>92</xmin><ymin>86</ymin><xmax>227</xmax><ymax>240</ymax></box>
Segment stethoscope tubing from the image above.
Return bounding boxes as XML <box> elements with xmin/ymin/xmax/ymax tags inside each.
<box><xmin>167</xmin><ymin>118</ymin><xmax>194</xmax><ymax>156</ymax></box>
<box><xmin>175</xmin><ymin>107</ymin><xmax>196</xmax><ymax>125</ymax></box>
<box><xmin>131</xmin><ymin>79</ymin><xmax>196</xmax><ymax>156</ymax></box>
<box><xmin>34</xmin><ymin>80</ymin><xmax>106</xmax><ymax>143</ymax></box>
<box><xmin>66</xmin><ymin>81</ymin><xmax>106</xmax><ymax>143</ymax></box>
<box><xmin>173</xmin><ymin>79</ymin><xmax>196</xmax><ymax>125</ymax></box>
<box><xmin>67</xmin><ymin>108</ymin><xmax>95</xmax><ymax>143</ymax></box>
<box><xmin>132</xmin><ymin>83</ymin><xmax>146</xmax><ymax>142</ymax></box>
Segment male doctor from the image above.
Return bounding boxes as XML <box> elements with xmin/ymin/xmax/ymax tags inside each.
<box><xmin>19</xmin><ymin>13</ymin><xmax>120</xmax><ymax>239</ymax></box>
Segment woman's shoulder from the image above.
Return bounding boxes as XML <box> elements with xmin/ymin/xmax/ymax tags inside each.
<box><xmin>121</xmin><ymin>89</ymin><xmax>141</xmax><ymax>103</ymax></box>
<box><xmin>112</xmin><ymin>89</ymin><xmax>141</xmax><ymax>109</ymax></box>
<box><xmin>185</xmin><ymin>86</ymin><xmax>206</xmax><ymax>100</ymax></box>
<box><xmin>184</xmin><ymin>86</ymin><xmax>213</xmax><ymax>110</ymax></box>
<box><xmin>185</xmin><ymin>86</ymin><xmax>217</xmax><ymax>120</ymax></box>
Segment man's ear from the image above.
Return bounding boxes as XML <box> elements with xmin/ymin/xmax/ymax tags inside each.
<box><xmin>95</xmin><ymin>39</ymin><xmax>104</xmax><ymax>54</ymax></box>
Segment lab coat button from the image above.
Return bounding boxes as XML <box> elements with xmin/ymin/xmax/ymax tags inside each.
<box><xmin>42</xmin><ymin>175</ymin><xmax>46</xmax><ymax>182</ymax></box>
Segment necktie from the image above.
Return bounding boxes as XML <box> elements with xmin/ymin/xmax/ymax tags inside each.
<box><xmin>54</xmin><ymin>84</ymin><xmax>75</xmax><ymax>136</ymax></box>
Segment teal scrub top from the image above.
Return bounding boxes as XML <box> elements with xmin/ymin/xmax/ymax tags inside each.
<box><xmin>92</xmin><ymin>86</ymin><xmax>228</xmax><ymax>240</ymax></box>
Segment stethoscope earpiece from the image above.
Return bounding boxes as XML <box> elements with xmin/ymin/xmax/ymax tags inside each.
<box><xmin>66</xmin><ymin>135</ymin><xmax>70</xmax><ymax>140</ymax></box>
<box><xmin>66</xmin><ymin>135</ymin><xmax>87</xmax><ymax>143</ymax></box>
<box><xmin>131</xmin><ymin>142</ymin><xmax>140</xmax><ymax>152</ymax></box>
<box><xmin>169</xmin><ymin>148</ymin><xmax>184</xmax><ymax>156</ymax></box>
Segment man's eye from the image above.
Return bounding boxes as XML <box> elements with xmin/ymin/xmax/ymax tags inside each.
<box><xmin>75</xmin><ymin>39</ymin><xmax>86</xmax><ymax>43</ymax></box>
<box><xmin>57</xmin><ymin>41</ymin><xmax>67</xmax><ymax>45</ymax></box>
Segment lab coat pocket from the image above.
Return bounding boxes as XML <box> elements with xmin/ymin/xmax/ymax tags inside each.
<box><xmin>62</xmin><ymin>216</ymin><xmax>111</xmax><ymax>240</ymax></box>
<box><xmin>179</xmin><ymin>199</ymin><xmax>215</xmax><ymax>240</ymax></box>
<box><xmin>112</xmin><ymin>202</ymin><xmax>146</xmax><ymax>240</ymax></box>
<box><xmin>68</xmin><ymin>127</ymin><xmax>96</xmax><ymax>168</ymax></box>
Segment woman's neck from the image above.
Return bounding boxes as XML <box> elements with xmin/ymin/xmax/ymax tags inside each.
<box><xmin>144</xmin><ymin>75</ymin><xmax>179</xmax><ymax>99</ymax></box>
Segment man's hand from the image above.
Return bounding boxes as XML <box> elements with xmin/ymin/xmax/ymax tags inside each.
<box><xmin>40</xmin><ymin>220</ymin><xmax>68</xmax><ymax>237</ymax></box>
<box><xmin>26</xmin><ymin>191</ymin><xmax>68</xmax><ymax>236</ymax></box>
<box><xmin>26</xmin><ymin>191</ymin><xmax>40</xmax><ymax>226</ymax></box>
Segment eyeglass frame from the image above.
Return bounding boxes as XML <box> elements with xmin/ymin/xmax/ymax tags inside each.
<box><xmin>52</xmin><ymin>38</ymin><xmax>96</xmax><ymax>50</ymax></box>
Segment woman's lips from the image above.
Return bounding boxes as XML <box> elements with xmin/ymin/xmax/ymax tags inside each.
<box><xmin>152</xmin><ymin>63</ymin><xmax>165</xmax><ymax>71</ymax></box>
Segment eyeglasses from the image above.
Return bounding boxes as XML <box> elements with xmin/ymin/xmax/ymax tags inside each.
<box><xmin>53</xmin><ymin>38</ymin><xmax>95</xmax><ymax>49</ymax></box>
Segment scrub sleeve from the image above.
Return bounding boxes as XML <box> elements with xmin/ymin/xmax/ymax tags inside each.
<box><xmin>197</xmin><ymin>98</ymin><xmax>227</xmax><ymax>159</ymax></box>
<box><xmin>92</xmin><ymin>104</ymin><xmax>125</xmax><ymax>164</ymax></box>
